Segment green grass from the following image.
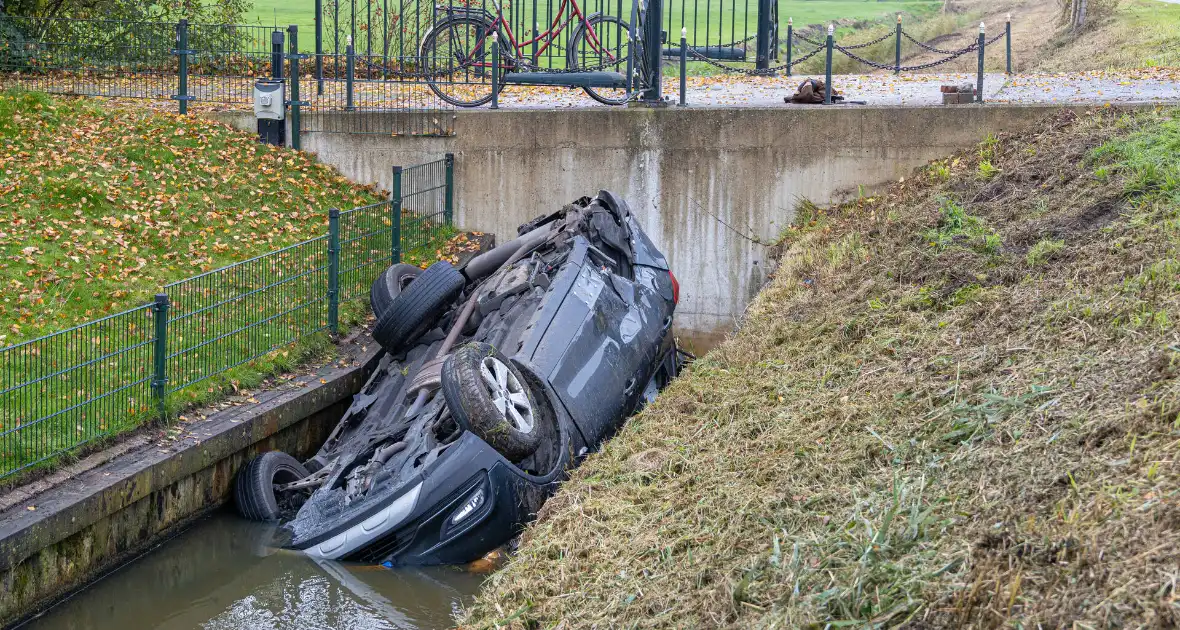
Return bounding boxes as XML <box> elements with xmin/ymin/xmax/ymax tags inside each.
<box><xmin>0</xmin><ymin>89</ymin><xmax>382</xmax><ymax>344</ymax></box>
<box><xmin>244</xmin><ymin>0</ymin><xmax>319</xmax><ymax>28</ymax></box>
<box><xmin>463</xmin><ymin>108</ymin><xmax>1180</xmax><ymax>628</ymax></box>
<box><xmin>240</xmin><ymin>0</ymin><xmax>941</xmax><ymax>61</ymax></box>
<box><xmin>1036</xmin><ymin>0</ymin><xmax>1180</xmax><ymax>71</ymax></box>
<box><xmin>0</xmin><ymin>89</ymin><xmax>467</xmax><ymax>482</ymax></box>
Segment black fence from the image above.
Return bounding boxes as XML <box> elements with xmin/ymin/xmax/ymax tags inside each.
<box><xmin>0</xmin><ymin>4</ymin><xmax>1014</xmax><ymax>126</ymax></box>
<box><xmin>0</xmin><ymin>15</ymin><xmax>455</xmax><ymax>136</ymax></box>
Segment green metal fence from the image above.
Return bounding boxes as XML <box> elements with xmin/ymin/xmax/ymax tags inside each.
<box><xmin>0</xmin><ymin>155</ymin><xmax>455</xmax><ymax>481</ymax></box>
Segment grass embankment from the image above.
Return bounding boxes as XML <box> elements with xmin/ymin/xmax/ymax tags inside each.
<box><xmin>0</xmin><ymin>90</ymin><xmax>469</xmax><ymax>480</ymax></box>
<box><xmin>1035</xmin><ymin>0</ymin><xmax>1180</xmax><ymax>71</ymax></box>
<box><xmin>0</xmin><ymin>90</ymin><xmax>455</xmax><ymax>346</ymax></box>
<box><xmin>464</xmin><ymin>107</ymin><xmax>1180</xmax><ymax>627</ymax></box>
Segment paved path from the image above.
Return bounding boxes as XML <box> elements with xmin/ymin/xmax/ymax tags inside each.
<box><xmin>487</xmin><ymin>69</ymin><xmax>1180</xmax><ymax>109</ymax></box>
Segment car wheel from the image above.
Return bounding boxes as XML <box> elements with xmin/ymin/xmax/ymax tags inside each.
<box><xmin>370</xmin><ymin>263</ymin><xmax>422</xmax><ymax>321</ymax></box>
<box><xmin>441</xmin><ymin>342</ymin><xmax>542</xmax><ymax>462</ymax></box>
<box><xmin>234</xmin><ymin>451</ymin><xmax>311</xmax><ymax>522</ymax></box>
<box><xmin>372</xmin><ymin>261</ymin><xmax>465</xmax><ymax>353</ymax></box>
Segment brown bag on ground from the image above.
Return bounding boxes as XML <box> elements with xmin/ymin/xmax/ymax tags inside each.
<box><xmin>786</xmin><ymin>79</ymin><xmax>841</xmax><ymax>104</ymax></box>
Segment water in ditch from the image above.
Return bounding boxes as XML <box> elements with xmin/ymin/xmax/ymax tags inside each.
<box><xmin>19</xmin><ymin>512</ymin><xmax>485</xmax><ymax>630</ymax></box>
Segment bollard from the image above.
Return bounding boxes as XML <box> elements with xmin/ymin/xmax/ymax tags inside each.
<box><xmin>785</xmin><ymin>17</ymin><xmax>793</xmax><ymax>77</ymax></box>
<box><xmin>151</xmin><ymin>293</ymin><xmax>170</xmax><ymax>422</ymax></box>
<box><xmin>894</xmin><ymin>14</ymin><xmax>902</xmax><ymax>75</ymax></box>
<box><xmin>824</xmin><ymin>24</ymin><xmax>833</xmax><ymax>105</ymax></box>
<box><xmin>679</xmin><ymin>27</ymin><xmax>687</xmax><ymax>106</ymax></box>
<box><xmin>490</xmin><ymin>31</ymin><xmax>500</xmax><ymax>109</ymax></box>
<box><xmin>1005</xmin><ymin>13</ymin><xmax>1012</xmax><ymax>75</ymax></box>
<box><xmin>976</xmin><ymin>22</ymin><xmax>985</xmax><ymax>104</ymax></box>
<box><xmin>345</xmin><ymin>36</ymin><xmax>355</xmax><ymax>111</ymax></box>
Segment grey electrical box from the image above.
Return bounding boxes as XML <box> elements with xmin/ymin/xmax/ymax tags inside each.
<box><xmin>253</xmin><ymin>79</ymin><xmax>285</xmax><ymax>121</ymax></box>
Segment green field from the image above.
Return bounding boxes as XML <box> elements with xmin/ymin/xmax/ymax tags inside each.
<box><xmin>241</xmin><ymin>0</ymin><xmax>942</xmax><ymax>50</ymax></box>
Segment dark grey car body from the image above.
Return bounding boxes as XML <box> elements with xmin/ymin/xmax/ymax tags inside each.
<box><xmin>282</xmin><ymin>191</ymin><xmax>679</xmax><ymax>565</ymax></box>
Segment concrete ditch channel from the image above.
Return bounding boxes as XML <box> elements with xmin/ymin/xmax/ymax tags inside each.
<box><xmin>0</xmin><ymin>103</ymin><xmax>1125</xmax><ymax>628</ymax></box>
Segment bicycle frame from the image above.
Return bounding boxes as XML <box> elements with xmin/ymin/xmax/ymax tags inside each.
<box><xmin>459</xmin><ymin>0</ymin><xmax>616</xmax><ymax>68</ymax></box>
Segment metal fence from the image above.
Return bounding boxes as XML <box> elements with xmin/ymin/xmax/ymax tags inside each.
<box><xmin>0</xmin><ymin>14</ymin><xmax>454</xmax><ymax>135</ymax></box>
<box><xmin>0</xmin><ymin>155</ymin><xmax>455</xmax><ymax>481</ymax></box>
<box><xmin>1</xmin><ymin>2</ymin><xmax>1014</xmax><ymax>118</ymax></box>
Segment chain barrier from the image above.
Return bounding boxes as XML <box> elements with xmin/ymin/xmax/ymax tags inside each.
<box><xmin>685</xmin><ymin>42</ymin><xmax>823</xmax><ymax>77</ymax></box>
<box><xmin>901</xmin><ymin>31</ymin><xmax>972</xmax><ymax>55</ymax></box>
<box><xmin>836</xmin><ymin>30</ymin><xmax>894</xmax><ymax>50</ymax></box>
<box><xmin>831</xmin><ymin>29</ymin><xmax>1007</xmax><ymax>72</ymax></box>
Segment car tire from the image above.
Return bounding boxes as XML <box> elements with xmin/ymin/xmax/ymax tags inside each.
<box><xmin>370</xmin><ymin>263</ymin><xmax>422</xmax><ymax>321</ymax></box>
<box><xmin>441</xmin><ymin>342</ymin><xmax>542</xmax><ymax>462</ymax></box>
<box><xmin>234</xmin><ymin>451</ymin><xmax>311</xmax><ymax>522</ymax></box>
<box><xmin>372</xmin><ymin>261</ymin><xmax>465</xmax><ymax>353</ymax></box>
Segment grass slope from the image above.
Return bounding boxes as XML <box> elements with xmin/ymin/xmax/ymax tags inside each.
<box><xmin>0</xmin><ymin>90</ymin><xmax>435</xmax><ymax>345</ymax></box>
<box><xmin>463</xmin><ymin>107</ymin><xmax>1180</xmax><ymax>628</ymax></box>
<box><xmin>1034</xmin><ymin>0</ymin><xmax>1180</xmax><ymax>71</ymax></box>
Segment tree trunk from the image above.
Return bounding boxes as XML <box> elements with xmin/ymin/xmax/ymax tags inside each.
<box><xmin>1076</xmin><ymin>0</ymin><xmax>1088</xmax><ymax>29</ymax></box>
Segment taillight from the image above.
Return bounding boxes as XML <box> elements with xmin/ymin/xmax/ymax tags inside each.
<box><xmin>668</xmin><ymin>271</ymin><xmax>680</xmax><ymax>305</ymax></box>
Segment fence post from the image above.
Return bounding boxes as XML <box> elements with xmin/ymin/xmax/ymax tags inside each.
<box><xmin>444</xmin><ymin>153</ymin><xmax>455</xmax><ymax>225</ymax></box>
<box><xmin>346</xmin><ymin>36</ymin><xmax>355</xmax><ymax>111</ymax></box>
<box><xmin>785</xmin><ymin>17</ymin><xmax>792</xmax><ymax>77</ymax></box>
<box><xmin>316</xmin><ymin>0</ymin><xmax>324</xmax><ymax>95</ymax></box>
<box><xmin>328</xmin><ymin>208</ymin><xmax>340</xmax><ymax>334</ymax></box>
<box><xmin>641</xmin><ymin>0</ymin><xmax>663</xmax><ymax>104</ymax></box>
<box><xmin>755</xmin><ymin>0</ymin><xmax>773</xmax><ymax>71</ymax></box>
<box><xmin>976</xmin><ymin>22</ymin><xmax>985</xmax><ymax>104</ymax></box>
<box><xmin>678</xmin><ymin>27</ymin><xmax>687</xmax><ymax>107</ymax></box>
<box><xmin>288</xmin><ymin>25</ymin><xmax>302</xmax><ymax>151</ymax></box>
<box><xmin>626</xmin><ymin>1</ymin><xmax>638</xmax><ymax>96</ymax></box>
<box><xmin>1005</xmin><ymin>13</ymin><xmax>1012</xmax><ymax>75</ymax></box>
<box><xmin>894</xmin><ymin>14</ymin><xmax>902</xmax><ymax>75</ymax></box>
<box><xmin>175</xmin><ymin>19</ymin><xmax>189</xmax><ymax>115</ymax></box>
<box><xmin>391</xmin><ymin>166</ymin><xmax>403</xmax><ymax>264</ymax></box>
<box><xmin>490</xmin><ymin>32</ymin><xmax>500</xmax><ymax>110</ymax></box>
<box><xmin>824</xmin><ymin>24</ymin><xmax>833</xmax><ymax>105</ymax></box>
<box><xmin>151</xmin><ymin>293</ymin><xmax>170</xmax><ymax>422</ymax></box>
<box><xmin>271</xmin><ymin>30</ymin><xmax>284</xmax><ymax>80</ymax></box>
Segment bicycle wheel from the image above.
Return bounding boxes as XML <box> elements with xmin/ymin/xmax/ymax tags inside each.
<box><xmin>567</xmin><ymin>14</ymin><xmax>631</xmax><ymax>106</ymax></box>
<box><xmin>420</xmin><ymin>17</ymin><xmax>510</xmax><ymax>107</ymax></box>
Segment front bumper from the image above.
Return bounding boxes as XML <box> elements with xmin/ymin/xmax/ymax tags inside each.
<box><xmin>291</xmin><ymin>429</ymin><xmax>568</xmax><ymax>566</ymax></box>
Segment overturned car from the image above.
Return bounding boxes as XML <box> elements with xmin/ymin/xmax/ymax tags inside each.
<box><xmin>233</xmin><ymin>191</ymin><xmax>681</xmax><ymax>565</ymax></box>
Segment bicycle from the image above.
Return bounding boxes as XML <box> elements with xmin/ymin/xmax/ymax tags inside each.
<box><xmin>418</xmin><ymin>0</ymin><xmax>646</xmax><ymax>107</ymax></box>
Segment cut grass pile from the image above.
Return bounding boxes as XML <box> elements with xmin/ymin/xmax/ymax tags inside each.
<box><xmin>463</xmin><ymin>106</ymin><xmax>1180</xmax><ymax>627</ymax></box>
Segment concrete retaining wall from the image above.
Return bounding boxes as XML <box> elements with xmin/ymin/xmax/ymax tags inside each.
<box><xmin>213</xmin><ymin>105</ymin><xmax>1070</xmax><ymax>347</ymax></box>
<box><xmin>0</xmin><ymin>347</ymin><xmax>375</xmax><ymax>627</ymax></box>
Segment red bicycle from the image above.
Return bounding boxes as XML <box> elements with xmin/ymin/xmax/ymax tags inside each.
<box><xmin>419</xmin><ymin>0</ymin><xmax>636</xmax><ymax>106</ymax></box>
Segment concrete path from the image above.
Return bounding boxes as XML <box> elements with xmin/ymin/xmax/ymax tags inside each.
<box><xmin>488</xmin><ymin>69</ymin><xmax>1180</xmax><ymax>109</ymax></box>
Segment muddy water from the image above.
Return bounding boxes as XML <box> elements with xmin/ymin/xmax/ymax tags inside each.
<box><xmin>20</xmin><ymin>513</ymin><xmax>484</xmax><ymax>630</ymax></box>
